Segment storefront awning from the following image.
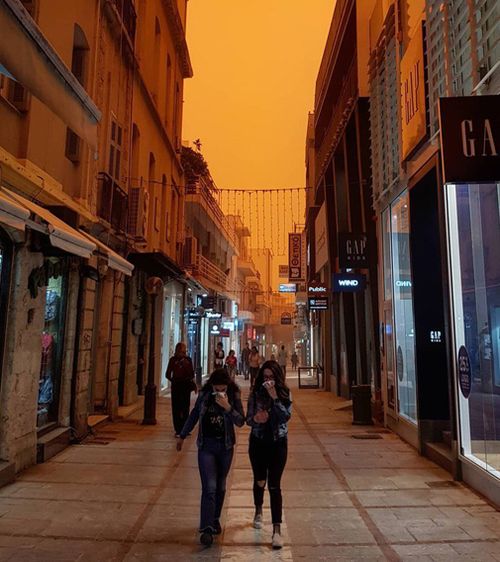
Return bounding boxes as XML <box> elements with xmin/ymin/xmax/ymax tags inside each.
<box><xmin>4</xmin><ymin>190</ymin><xmax>95</xmax><ymax>258</ymax></box>
<box><xmin>79</xmin><ymin>230</ymin><xmax>134</xmax><ymax>277</ymax></box>
<box><xmin>128</xmin><ymin>251</ymin><xmax>184</xmax><ymax>280</ymax></box>
<box><xmin>0</xmin><ymin>189</ymin><xmax>30</xmax><ymax>230</ymax></box>
<box><xmin>0</xmin><ymin>0</ymin><xmax>101</xmax><ymax>148</ymax></box>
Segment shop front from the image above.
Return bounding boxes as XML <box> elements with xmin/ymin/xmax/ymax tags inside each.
<box><xmin>440</xmin><ymin>95</ymin><xmax>500</xmax><ymax>504</ymax></box>
<box><xmin>160</xmin><ymin>280</ymin><xmax>184</xmax><ymax>390</ymax></box>
<box><xmin>0</xmin><ymin>227</ymin><xmax>12</xmax><ymax>386</ymax></box>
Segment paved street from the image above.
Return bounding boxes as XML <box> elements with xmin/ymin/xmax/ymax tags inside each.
<box><xmin>0</xmin><ymin>373</ymin><xmax>499</xmax><ymax>562</ymax></box>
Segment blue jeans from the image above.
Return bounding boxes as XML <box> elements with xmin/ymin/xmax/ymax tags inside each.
<box><xmin>198</xmin><ymin>437</ymin><xmax>234</xmax><ymax>531</ymax></box>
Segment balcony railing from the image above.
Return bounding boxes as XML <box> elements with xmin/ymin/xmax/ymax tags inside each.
<box><xmin>184</xmin><ymin>252</ymin><xmax>238</xmax><ymax>295</ymax></box>
<box><xmin>185</xmin><ymin>178</ymin><xmax>238</xmax><ymax>250</ymax></box>
<box><xmin>97</xmin><ymin>172</ymin><xmax>128</xmax><ymax>233</ymax></box>
<box><xmin>108</xmin><ymin>0</ymin><xmax>137</xmax><ymax>44</ymax></box>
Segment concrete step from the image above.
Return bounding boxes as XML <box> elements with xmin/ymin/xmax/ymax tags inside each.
<box><xmin>37</xmin><ymin>427</ymin><xmax>71</xmax><ymax>463</ymax></box>
<box><xmin>0</xmin><ymin>461</ymin><xmax>15</xmax><ymax>488</ymax></box>
<box><xmin>425</xmin><ymin>441</ymin><xmax>454</xmax><ymax>474</ymax></box>
<box><xmin>442</xmin><ymin>430</ymin><xmax>453</xmax><ymax>448</ymax></box>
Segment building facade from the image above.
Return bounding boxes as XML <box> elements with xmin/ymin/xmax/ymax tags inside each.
<box><xmin>307</xmin><ymin>0</ymin><xmax>381</xmax><ymax>403</ymax></box>
<box><xmin>0</xmin><ymin>0</ymin><xmax>192</xmax><ymax>481</ymax></box>
<box><xmin>368</xmin><ymin>0</ymin><xmax>499</xmax><ymax>504</ymax></box>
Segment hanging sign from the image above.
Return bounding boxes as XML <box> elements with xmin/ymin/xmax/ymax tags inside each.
<box><xmin>198</xmin><ymin>295</ymin><xmax>216</xmax><ymax>309</ymax></box>
<box><xmin>333</xmin><ymin>273</ymin><xmax>366</xmax><ymax>292</ymax></box>
<box><xmin>315</xmin><ymin>203</ymin><xmax>328</xmax><ymax>273</ymax></box>
<box><xmin>308</xmin><ymin>297</ymin><xmax>329</xmax><ymax>311</ymax></box>
<box><xmin>307</xmin><ymin>281</ymin><xmax>328</xmax><ymax>296</ymax></box>
<box><xmin>210</xmin><ymin>323</ymin><xmax>221</xmax><ymax>335</ymax></box>
<box><xmin>219</xmin><ymin>328</ymin><xmax>230</xmax><ymax>337</ymax></box>
<box><xmin>281</xmin><ymin>312</ymin><xmax>292</xmax><ymax>325</ymax></box>
<box><xmin>288</xmin><ymin>233</ymin><xmax>303</xmax><ymax>280</ymax></box>
<box><xmin>279</xmin><ymin>265</ymin><xmax>289</xmax><ymax>278</ymax></box>
<box><xmin>338</xmin><ymin>233</ymin><xmax>368</xmax><ymax>269</ymax></box>
<box><xmin>458</xmin><ymin>345</ymin><xmax>471</xmax><ymax>399</ymax></box>
<box><xmin>439</xmin><ymin>95</ymin><xmax>499</xmax><ymax>183</ymax></box>
<box><xmin>279</xmin><ymin>283</ymin><xmax>297</xmax><ymax>293</ymax></box>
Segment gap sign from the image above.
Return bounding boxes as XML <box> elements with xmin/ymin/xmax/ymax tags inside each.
<box><xmin>333</xmin><ymin>273</ymin><xmax>366</xmax><ymax>293</ymax></box>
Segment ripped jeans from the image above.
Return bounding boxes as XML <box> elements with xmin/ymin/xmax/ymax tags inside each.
<box><xmin>249</xmin><ymin>435</ymin><xmax>288</xmax><ymax>524</ymax></box>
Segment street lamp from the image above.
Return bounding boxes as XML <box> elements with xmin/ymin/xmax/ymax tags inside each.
<box><xmin>143</xmin><ymin>276</ymin><xmax>163</xmax><ymax>425</ymax></box>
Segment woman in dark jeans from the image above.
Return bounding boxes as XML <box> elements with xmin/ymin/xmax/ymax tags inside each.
<box><xmin>177</xmin><ymin>368</ymin><xmax>244</xmax><ymax>546</ymax></box>
<box><xmin>247</xmin><ymin>360</ymin><xmax>292</xmax><ymax>550</ymax></box>
<box><xmin>166</xmin><ymin>342</ymin><xmax>196</xmax><ymax>436</ymax></box>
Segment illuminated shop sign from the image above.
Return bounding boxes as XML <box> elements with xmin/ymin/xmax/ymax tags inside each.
<box><xmin>205</xmin><ymin>311</ymin><xmax>222</xmax><ymax>319</ymax></box>
<box><xmin>333</xmin><ymin>273</ymin><xmax>366</xmax><ymax>293</ymax></box>
<box><xmin>338</xmin><ymin>233</ymin><xmax>368</xmax><ymax>269</ymax></box>
<box><xmin>308</xmin><ymin>297</ymin><xmax>329</xmax><ymax>311</ymax></box>
<box><xmin>307</xmin><ymin>281</ymin><xmax>328</xmax><ymax>296</ymax></box>
<box><xmin>279</xmin><ymin>283</ymin><xmax>297</xmax><ymax>293</ymax></box>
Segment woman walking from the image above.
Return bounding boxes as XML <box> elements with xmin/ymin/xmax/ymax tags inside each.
<box><xmin>176</xmin><ymin>368</ymin><xmax>244</xmax><ymax>546</ymax></box>
<box><xmin>248</xmin><ymin>345</ymin><xmax>261</xmax><ymax>387</ymax></box>
<box><xmin>165</xmin><ymin>342</ymin><xmax>196</xmax><ymax>437</ymax></box>
<box><xmin>225</xmin><ymin>349</ymin><xmax>237</xmax><ymax>381</ymax></box>
<box><xmin>247</xmin><ymin>360</ymin><xmax>292</xmax><ymax>549</ymax></box>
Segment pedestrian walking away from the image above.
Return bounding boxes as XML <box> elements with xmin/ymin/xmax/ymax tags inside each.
<box><xmin>241</xmin><ymin>342</ymin><xmax>251</xmax><ymax>380</ymax></box>
<box><xmin>165</xmin><ymin>342</ymin><xmax>197</xmax><ymax>437</ymax></box>
<box><xmin>248</xmin><ymin>345</ymin><xmax>261</xmax><ymax>387</ymax></box>
<box><xmin>291</xmin><ymin>350</ymin><xmax>298</xmax><ymax>370</ymax></box>
<box><xmin>225</xmin><ymin>349</ymin><xmax>237</xmax><ymax>381</ymax></box>
<box><xmin>176</xmin><ymin>368</ymin><xmax>245</xmax><ymax>546</ymax></box>
<box><xmin>277</xmin><ymin>345</ymin><xmax>288</xmax><ymax>379</ymax></box>
<box><xmin>246</xmin><ymin>360</ymin><xmax>292</xmax><ymax>550</ymax></box>
<box><xmin>214</xmin><ymin>342</ymin><xmax>225</xmax><ymax>370</ymax></box>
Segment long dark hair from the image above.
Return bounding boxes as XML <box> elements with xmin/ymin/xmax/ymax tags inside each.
<box><xmin>253</xmin><ymin>360</ymin><xmax>290</xmax><ymax>402</ymax></box>
<box><xmin>202</xmin><ymin>368</ymin><xmax>240</xmax><ymax>398</ymax></box>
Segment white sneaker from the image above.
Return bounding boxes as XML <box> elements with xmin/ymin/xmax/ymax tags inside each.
<box><xmin>272</xmin><ymin>532</ymin><xmax>284</xmax><ymax>549</ymax></box>
<box><xmin>253</xmin><ymin>513</ymin><xmax>263</xmax><ymax>529</ymax></box>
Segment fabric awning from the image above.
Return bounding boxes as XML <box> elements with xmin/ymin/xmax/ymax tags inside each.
<box><xmin>0</xmin><ymin>189</ymin><xmax>30</xmax><ymax>230</ymax></box>
<box><xmin>128</xmin><ymin>251</ymin><xmax>184</xmax><ymax>280</ymax></box>
<box><xmin>4</xmin><ymin>190</ymin><xmax>95</xmax><ymax>258</ymax></box>
<box><xmin>79</xmin><ymin>230</ymin><xmax>134</xmax><ymax>277</ymax></box>
<box><xmin>0</xmin><ymin>0</ymin><xmax>101</xmax><ymax>148</ymax></box>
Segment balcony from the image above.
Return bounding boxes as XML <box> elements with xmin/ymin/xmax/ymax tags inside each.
<box><xmin>237</xmin><ymin>256</ymin><xmax>256</xmax><ymax>277</ymax></box>
<box><xmin>97</xmin><ymin>172</ymin><xmax>128</xmax><ymax>233</ymax></box>
<box><xmin>184</xmin><ymin>252</ymin><xmax>238</xmax><ymax>297</ymax></box>
<box><xmin>185</xmin><ymin>177</ymin><xmax>238</xmax><ymax>252</ymax></box>
<box><xmin>106</xmin><ymin>0</ymin><xmax>137</xmax><ymax>47</ymax></box>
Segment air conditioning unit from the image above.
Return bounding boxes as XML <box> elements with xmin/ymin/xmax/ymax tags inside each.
<box><xmin>128</xmin><ymin>185</ymin><xmax>149</xmax><ymax>241</ymax></box>
<box><xmin>183</xmin><ymin>236</ymin><xmax>198</xmax><ymax>266</ymax></box>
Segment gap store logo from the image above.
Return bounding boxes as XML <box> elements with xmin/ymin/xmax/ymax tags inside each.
<box><xmin>333</xmin><ymin>273</ymin><xmax>366</xmax><ymax>293</ymax></box>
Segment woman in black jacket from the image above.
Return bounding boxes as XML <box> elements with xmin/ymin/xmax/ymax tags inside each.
<box><xmin>166</xmin><ymin>342</ymin><xmax>196</xmax><ymax>436</ymax></box>
<box><xmin>177</xmin><ymin>368</ymin><xmax>244</xmax><ymax>546</ymax></box>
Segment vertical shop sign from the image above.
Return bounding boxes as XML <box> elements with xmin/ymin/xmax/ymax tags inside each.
<box><xmin>288</xmin><ymin>233</ymin><xmax>302</xmax><ymax>280</ymax></box>
<box><xmin>315</xmin><ymin>202</ymin><xmax>328</xmax><ymax>273</ymax></box>
<box><xmin>400</xmin><ymin>22</ymin><xmax>427</xmax><ymax>160</ymax></box>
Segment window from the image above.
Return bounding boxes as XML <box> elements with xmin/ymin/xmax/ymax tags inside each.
<box><xmin>148</xmin><ymin>153</ymin><xmax>156</xmax><ymax>234</ymax></box>
<box><xmin>447</xmin><ymin>182</ymin><xmax>500</xmax><ymax>478</ymax></box>
<box><xmin>170</xmin><ymin>183</ymin><xmax>177</xmax><ymax>242</ymax></box>
<box><xmin>153</xmin><ymin>18</ymin><xmax>161</xmax><ymax>102</ymax></box>
<box><xmin>163</xmin><ymin>175</ymin><xmax>169</xmax><ymax>241</ymax></box>
<box><xmin>108</xmin><ymin>118</ymin><xmax>123</xmax><ymax>183</ymax></box>
<box><xmin>165</xmin><ymin>54</ymin><xmax>172</xmax><ymax>127</ymax></box>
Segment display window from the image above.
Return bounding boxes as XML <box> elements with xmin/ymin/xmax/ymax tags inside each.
<box><xmin>446</xmin><ymin>182</ymin><xmax>500</xmax><ymax>478</ymax></box>
<box><xmin>381</xmin><ymin>192</ymin><xmax>418</xmax><ymax>424</ymax></box>
<box><xmin>37</xmin><ymin>261</ymin><xmax>67</xmax><ymax>429</ymax></box>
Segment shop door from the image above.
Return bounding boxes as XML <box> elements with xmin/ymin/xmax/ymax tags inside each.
<box><xmin>409</xmin><ymin>171</ymin><xmax>450</xmax><ymax>438</ymax></box>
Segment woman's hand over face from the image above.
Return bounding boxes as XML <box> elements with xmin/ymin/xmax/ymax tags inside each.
<box><xmin>265</xmin><ymin>384</ymin><xmax>278</xmax><ymax>400</ymax></box>
<box><xmin>215</xmin><ymin>394</ymin><xmax>231</xmax><ymax>412</ymax></box>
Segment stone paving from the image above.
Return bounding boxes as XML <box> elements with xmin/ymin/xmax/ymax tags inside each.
<box><xmin>0</xmin><ymin>373</ymin><xmax>499</xmax><ymax>561</ymax></box>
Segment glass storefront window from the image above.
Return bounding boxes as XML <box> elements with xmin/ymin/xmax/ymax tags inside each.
<box><xmin>447</xmin><ymin>182</ymin><xmax>500</xmax><ymax>478</ymax></box>
<box><xmin>38</xmin><ymin>265</ymin><xmax>67</xmax><ymax>428</ymax></box>
<box><xmin>391</xmin><ymin>191</ymin><xmax>417</xmax><ymax>423</ymax></box>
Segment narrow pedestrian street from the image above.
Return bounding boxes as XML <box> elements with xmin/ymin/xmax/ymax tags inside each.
<box><xmin>0</xmin><ymin>374</ymin><xmax>498</xmax><ymax>562</ymax></box>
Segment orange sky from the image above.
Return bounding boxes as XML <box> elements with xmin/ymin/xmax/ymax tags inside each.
<box><xmin>182</xmin><ymin>0</ymin><xmax>335</xmax><ymax>284</ymax></box>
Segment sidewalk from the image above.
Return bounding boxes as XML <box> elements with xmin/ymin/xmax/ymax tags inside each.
<box><xmin>0</xmin><ymin>373</ymin><xmax>499</xmax><ymax>561</ymax></box>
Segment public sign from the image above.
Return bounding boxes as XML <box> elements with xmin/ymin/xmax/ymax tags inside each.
<box><xmin>338</xmin><ymin>233</ymin><xmax>368</xmax><ymax>269</ymax></box>
<box><xmin>281</xmin><ymin>312</ymin><xmax>292</xmax><ymax>325</ymax></box>
<box><xmin>308</xmin><ymin>297</ymin><xmax>329</xmax><ymax>311</ymax></box>
<box><xmin>279</xmin><ymin>283</ymin><xmax>297</xmax><ymax>293</ymax></box>
<box><xmin>400</xmin><ymin>22</ymin><xmax>427</xmax><ymax>159</ymax></box>
<box><xmin>439</xmin><ymin>95</ymin><xmax>499</xmax><ymax>183</ymax></box>
<box><xmin>333</xmin><ymin>273</ymin><xmax>366</xmax><ymax>292</ymax></box>
<box><xmin>307</xmin><ymin>281</ymin><xmax>328</xmax><ymax>296</ymax></box>
<box><xmin>279</xmin><ymin>265</ymin><xmax>289</xmax><ymax>278</ymax></box>
<box><xmin>458</xmin><ymin>345</ymin><xmax>471</xmax><ymax>399</ymax></box>
<box><xmin>288</xmin><ymin>233</ymin><xmax>303</xmax><ymax>280</ymax></box>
